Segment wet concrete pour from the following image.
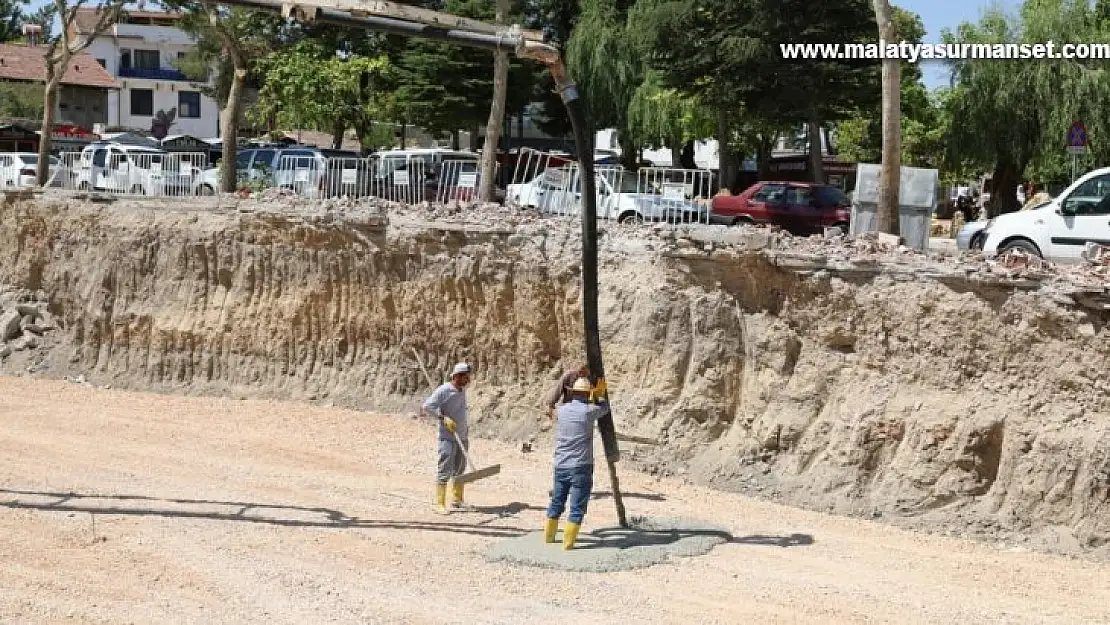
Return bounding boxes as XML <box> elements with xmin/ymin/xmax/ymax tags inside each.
<box><xmin>485</xmin><ymin>516</ymin><xmax>730</xmax><ymax>572</ymax></box>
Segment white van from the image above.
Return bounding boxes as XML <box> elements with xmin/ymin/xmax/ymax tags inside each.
<box><xmin>982</xmin><ymin>167</ymin><xmax>1110</xmax><ymax>262</ymax></box>
<box><xmin>76</xmin><ymin>143</ymin><xmax>195</xmax><ymax>196</ymax></box>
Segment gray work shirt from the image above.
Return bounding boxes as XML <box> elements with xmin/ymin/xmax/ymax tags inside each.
<box><xmin>423</xmin><ymin>382</ymin><xmax>468</xmax><ymax>441</ymax></box>
<box><xmin>553</xmin><ymin>399</ymin><xmax>606</xmax><ymax>469</ymax></box>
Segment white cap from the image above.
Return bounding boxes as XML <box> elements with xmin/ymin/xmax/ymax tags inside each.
<box><xmin>450</xmin><ymin>362</ymin><xmax>472</xmax><ymax>377</ymax></box>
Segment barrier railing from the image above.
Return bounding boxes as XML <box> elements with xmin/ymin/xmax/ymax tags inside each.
<box><xmin>51</xmin><ymin>150</ymin><xmax>209</xmax><ymax>197</ymax></box>
<box><xmin>505</xmin><ymin>156</ymin><xmax>713</xmax><ymax>225</ymax></box>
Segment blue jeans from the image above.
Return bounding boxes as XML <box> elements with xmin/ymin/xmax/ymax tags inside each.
<box><xmin>546</xmin><ymin>464</ymin><xmax>593</xmax><ymax>524</ymax></box>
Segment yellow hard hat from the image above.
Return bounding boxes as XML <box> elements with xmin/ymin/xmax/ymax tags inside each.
<box><xmin>570</xmin><ymin>377</ymin><xmax>592</xmax><ymax>393</ymax></box>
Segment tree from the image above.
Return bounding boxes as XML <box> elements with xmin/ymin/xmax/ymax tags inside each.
<box><xmin>168</xmin><ymin>3</ymin><xmax>285</xmax><ymax>192</ymax></box>
<box><xmin>478</xmin><ymin>0</ymin><xmax>510</xmax><ymax>201</ymax></box>
<box><xmin>0</xmin><ymin>0</ymin><xmax>27</xmax><ymax>42</ymax></box>
<box><xmin>942</xmin><ymin>0</ymin><xmax>1110</xmax><ymax>216</ymax></box>
<box><xmin>252</xmin><ymin>41</ymin><xmax>395</xmax><ymax>150</ymax></box>
<box><xmin>396</xmin><ymin>0</ymin><xmax>499</xmax><ymax>145</ymax></box>
<box><xmin>873</xmin><ymin>0</ymin><xmax>900</xmax><ymax>235</ymax></box>
<box><xmin>0</xmin><ymin>81</ymin><xmax>42</xmax><ymax>119</ymax></box>
<box><xmin>35</xmin><ymin>0</ymin><xmax>125</xmax><ymax>186</ymax></box>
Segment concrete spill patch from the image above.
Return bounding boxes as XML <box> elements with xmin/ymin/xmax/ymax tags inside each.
<box><xmin>485</xmin><ymin>516</ymin><xmax>730</xmax><ymax>572</ymax></box>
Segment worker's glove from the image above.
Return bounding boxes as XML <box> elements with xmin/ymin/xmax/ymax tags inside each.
<box><xmin>443</xmin><ymin>417</ymin><xmax>456</xmax><ymax>433</ymax></box>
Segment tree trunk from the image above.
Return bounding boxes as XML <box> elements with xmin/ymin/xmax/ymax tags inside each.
<box><xmin>400</xmin><ymin>122</ymin><xmax>407</xmax><ymax>149</ymax></box>
<box><xmin>716</xmin><ymin>109</ymin><xmax>737</xmax><ymax>191</ymax></box>
<box><xmin>757</xmin><ymin>133</ymin><xmax>775</xmax><ymax>181</ymax></box>
<box><xmin>807</xmin><ymin>114</ymin><xmax>825</xmax><ymax>183</ymax></box>
<box><xmin>331</xmin><ymin>118</ymin><xmax>345</xmax><ymax>150</ymax></box>
<box><xmin>451</xmin><ymin>130</ymin><xmax>460</xmax><ymax>151</ymax></box>
<box><xmin>990</xmin><ymin>161</ymin><xmax>1021</xmax><ymax>217</ymax></box>
<box><xmin>679</xmin><ymin>139</ymin><xmax>697</xmax><ymax>170</ymax></box>
<box><xmin>220</xmin><ymin>66</ymin><xmax>246</xmax><ymax>193</ymax></box>
<box><xmin>873</xmin><ymin>0</ymin><xmax>901</xmax><ymax>235</ymax></box>
<box><xmin>36</xmin><ymin>73</ymin><xmax>62</xmax><ymax>186</ymax></box>
<box><xmin>478</xmin><ymin>0</ymin><xmax>510</xmax><ymax>202</ymax></box>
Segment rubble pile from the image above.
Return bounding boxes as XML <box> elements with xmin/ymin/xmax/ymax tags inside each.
<box><xmin>0</xmin><ymin>288</ymin><xmax>56</xmax><ymax>360</ymax></box>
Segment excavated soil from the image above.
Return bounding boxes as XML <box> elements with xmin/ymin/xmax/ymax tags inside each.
<box><xmin>1</xmin><ymin>194</ymin><xmax>1109</xmax><ymax>561</ymax></box>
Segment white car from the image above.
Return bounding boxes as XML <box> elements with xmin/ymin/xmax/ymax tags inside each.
<box><xmin>0</xmin><ymin>153</ymin><xmax>60</xmax><ymax>187</ymax></box>
<box><xmin>75</xmin><ymin>143</ymin><xmax>194</xmax><ymax>196</ymax></box>
<box><xmin>507</xmin><ymin>167</ymin><xmax>708</xmax><ymax>224</ymax></box>
<box><xmin>982</xmin><ymin>167</ymin><xmax>1110</xmax><ymax>262</ymax></box>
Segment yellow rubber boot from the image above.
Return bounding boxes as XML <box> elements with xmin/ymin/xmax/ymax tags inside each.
<box><xmin>434</xmin><ymin>483</ymin><xmax>448</xmax><ymax>515</ymax></box>
<box><xmin>562</xmin><ymin>521</ymin><xmax>581</xmax><ymax>550</ymax></box>
<box><xmin>451</xmin><ymin>483</ymin><xmax>467</xmax><ymax>509</ymax></box>
<box><xmin>543</xmin><ymin>517</ymin><xmax>559</xmax><ymax>543</ymax></box>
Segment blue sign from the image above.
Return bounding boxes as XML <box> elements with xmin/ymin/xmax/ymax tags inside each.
<box><xmin>1068</xmin><ymin>121</ymin><xmax>1088</xmax><ymax>147</ymax></box>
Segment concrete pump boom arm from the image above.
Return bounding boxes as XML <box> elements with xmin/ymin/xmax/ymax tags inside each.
<box><xmin>210</xmin><ymin>0</ymin><xmax>628</xmax><ymax>528</ymax></box>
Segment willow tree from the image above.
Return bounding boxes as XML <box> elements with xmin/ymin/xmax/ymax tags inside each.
<box><xmin>625</xmin><ymin>71</ymin><xmax>714</xmax><ymax>168</ymax></box>
<box><xmin>945</xmin><ymin>0</ymin><xmax>1110</xmax><ymax>216</ymax></box>
<box><xmin>566</xmin><ymin>0</ymin><xmax>645</xmax><ymax>166</ymax></box>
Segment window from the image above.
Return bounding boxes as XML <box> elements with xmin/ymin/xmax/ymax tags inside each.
<box><xmin>236</xmin><ymin>150</ymin><xmax>254</xmax><ymax>170</ymax></box>
<box><xmin>92</xmin><ymin>149</ymin><xmax>107</xmax><ymax>168</ymax></box>
<box><xmin>1063</xmin><ymin>174</ymin><xmax>1110</xmax><ymax>216</ymax></box>
<box><xmin>178</xmin><ymin>91</ymin><xmax>201</xmax><ymax>118</ymax></box>
<box><xmin>814</xmin><ymin>185</ymin><xmax>849</xmax><ymax>208</ymax></box>
<box><xmin>177</xmin><ymin>51</ymin><xmax>186</xmax><ymax>59</ymax></box>
<box><xmin>120</xmin><ymin>49</ymin><xmax>131</xmax><ymax>69</ymax></box>
<box><xmin>753</xmin><ymin>183</ymin><xmax>787</xmax><ymax>203</ymax></box>
<box><xmin>785</xmin><ymin>186</ymin><xmax>812</xmax><ymax>206</ymax></box>
<box><xmin>95</xmin><ymin>58</ymin><xmax>106</xmax><ymax>68</ymax></box>
<box><xmin>130</xmin><ymin>89</ymin><xmax>153</xmax><ymax>116</ymax></box>
<box><xmin>134</xmin><ymin>49</ymin><xmax>160</xmax><ymax>70</ymax></box>
<box><xmin>251</xmin><ymin>150</ymin><xmax>276</xmax><ymax>171</ymax></box>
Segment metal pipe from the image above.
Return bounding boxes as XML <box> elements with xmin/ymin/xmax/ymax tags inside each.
<box><xmin>215</xmin><ymin>0</ymin><xmax>629</xmax><ymax>528</ymax></box>
<box><xmin>219</xmin><ymin>0</ymin><xmax>526</xmax><ymax>53</ymax></box>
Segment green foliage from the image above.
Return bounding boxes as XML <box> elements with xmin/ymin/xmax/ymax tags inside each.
<box><xmin>252</xmin><ymin>41</ymin><xmax>394</xmax><ymax>141</ymax></box>
<box><xmin>0</xmin><ymin>80</ymin><xmax>42</xmax><ymax>118</ymax></box>
<box><xmin>941</xmin><ymin>0</ymin><xmax>1110</xmax><ymax>210</ymax></box>
<box><xmin>395</xmin><ymin>0</ymin><xmax>534</xmax><ymax>138</ymax></box>
<box><xmin>254</xmin><ymin>42</ymin><xmax>392</xmax><ymax>133</ymax></box>
<box><xmin>167</xmin><ymin>5</ymin><xmax>287</xmax><ymax>107</ymax></box>
<box><xmin>0</xmin><ymin>0</ymin><xmax>27</xmax><ymax>43</ymax></box>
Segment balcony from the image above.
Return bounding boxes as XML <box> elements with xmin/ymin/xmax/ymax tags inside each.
<box><xmin>118</xmin><ymin>67</ymin><xmax>191</xmax><ymax>81</ymax></box>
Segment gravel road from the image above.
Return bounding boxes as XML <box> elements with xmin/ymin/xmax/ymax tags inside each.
<box><xmin>2</xmin><ymin>376</ymin><xmax>1108</xmax><ymax>625</ymax></box>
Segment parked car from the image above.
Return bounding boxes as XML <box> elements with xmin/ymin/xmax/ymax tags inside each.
<box><xmin>371</xmin><ymin>148</ymin><xmax>486</xmax><ymax>201</ymax></box>
<box><xmin>193</xmin><ymin>146</ymin><xmax>329</xmax><ymax>197</ymax></box>
<box><xmin>981</xmin><ymin>167</ymin><xmax>1110</xmax><ymax>262</ymax></box>
<box><xmin>507</xmin><ymin>166</ymin><xmax>708</xmax><ymax>224</ymax></box>
<box><xmin>956</xmin><ymin>221</ymin><xmax>989</xmax><ymax>251</ymax></box>
<box><xmin>711</xmin><ymin>181</ymin><xmax>851</xmax><ymax>234</ymax></box>
<box><xmin>0</xmin><ymin>153</ymin><xmax>60</xmax><ymax>188</ymax></box>
<box><xmin>75</xmin><ymin>143</ymin><xmax>194</xmax><ymax>195</ymax></box>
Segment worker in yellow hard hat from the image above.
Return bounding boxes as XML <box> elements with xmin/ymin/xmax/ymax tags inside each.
<box><xmin>422</xmin><ymin>362</ymin><xmax>472</xmax><ymax>514</ymax></box>
<box><xmin>543</xmin><ymin>376</ymin><xmax>607</xmax><ymax>550</ymax></box>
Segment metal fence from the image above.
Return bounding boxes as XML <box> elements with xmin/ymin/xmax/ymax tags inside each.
<box><xmin>504</xmin><ymin>155</ymin><xmax>715</xmax><ymax>225</ymax></box>
<box><xmin>5</xmin><ymin>146</ymin><xmax>717</xmax><ymax>227</ymax></box>
<box><xmin>44</xmin><ymin>151</ymin><xmax>210</xmax><ymax>197</ymax></box>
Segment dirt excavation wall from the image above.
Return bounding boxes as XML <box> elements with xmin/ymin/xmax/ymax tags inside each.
<box><xmin>1</xmin><ymin>195</ymin><xmax>1109</xmax><ymax>558</ymax></box>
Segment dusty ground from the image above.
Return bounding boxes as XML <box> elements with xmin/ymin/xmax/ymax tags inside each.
<box><xmin>2</xmin><ymin>376</ymin><xmax>1108</xmax><ymax>625</ymax></box>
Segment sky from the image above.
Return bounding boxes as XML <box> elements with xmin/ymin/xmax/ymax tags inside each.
<box><xmin>899</xmin><ymin>0</ymin><xmax>1024</xmax><ymax>89</ymax></box>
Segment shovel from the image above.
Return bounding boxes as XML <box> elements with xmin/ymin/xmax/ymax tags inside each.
<box><xmin>450</xmin><ymin>429</ymin><xmax>501</xmax><ymax>485</ymax></box>
<box><xmin>412</xmin><ymin>347</ymin><xmax>500</xmax><ymax>484</ymax></box>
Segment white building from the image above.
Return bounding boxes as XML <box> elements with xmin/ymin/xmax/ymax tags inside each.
<box><xmin>70</xmin><ymin>8</ymin><xmax>219</xmax><ymax>138</ymax></box>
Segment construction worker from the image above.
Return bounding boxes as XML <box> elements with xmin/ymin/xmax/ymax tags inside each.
<box><xmin>544</xmin><ymin>362</ymin><xmax>590</xmax><ymax>423</ymax></box>
<box><xmin>543</xmin><ymin>376</ymin><xmax>607</xmax><ymax>550</ymax></box>
<box><xmin>423</xmin><ymin>362</ymin><xmax>472</xmax><ymax>515</ymax></box>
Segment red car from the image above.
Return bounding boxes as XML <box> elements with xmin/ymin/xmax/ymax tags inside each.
<box><xmin>712</xmin><ymin>181</ymin><xmax>852</xmax><ymax>234</ymax></box>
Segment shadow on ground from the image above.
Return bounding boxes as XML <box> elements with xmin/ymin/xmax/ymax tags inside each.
<box><xmin>0</xmin><ymin>488</ymin><xmax>528</xmax><ymax>539</ymax></box>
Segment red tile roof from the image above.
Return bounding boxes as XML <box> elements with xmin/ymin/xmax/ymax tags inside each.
<box><xmin>0</xmin><ymin>43</ymin><xmax>119</xmax><ymax>89</ymax></box>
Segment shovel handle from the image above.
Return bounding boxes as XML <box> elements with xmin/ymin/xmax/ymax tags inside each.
<box><xmin>452</xmin><ymin>429</ymin><xmax>477</xmax><ymax>471</ymax></box>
